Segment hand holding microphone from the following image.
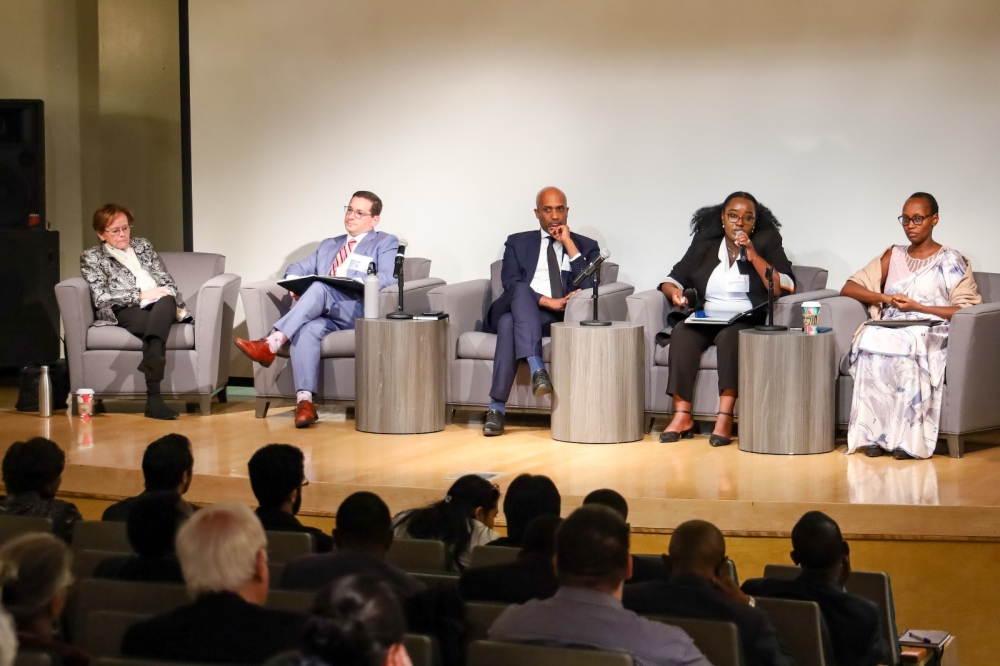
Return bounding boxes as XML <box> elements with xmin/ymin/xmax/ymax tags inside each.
<box><xmin>734</xmin><ymin>230</ymin><xmax>750</xmax><ymax>262</ymax></box>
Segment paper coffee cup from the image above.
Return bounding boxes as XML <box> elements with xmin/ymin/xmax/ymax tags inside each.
<box><xmin>801</xmin><ymin>301</ymin><xmax>821</xmax><ymax>335</ymax></box>
<box><xmin>76</xmin><ymin>388</ymin><xmax>95</xmax><ymax>419</ymax></box>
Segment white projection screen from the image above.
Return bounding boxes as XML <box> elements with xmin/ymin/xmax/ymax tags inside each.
<box><xmin>189</xmin><ymin>0</ymin><xmax>1000</xmax><ymax>349</ymax></box>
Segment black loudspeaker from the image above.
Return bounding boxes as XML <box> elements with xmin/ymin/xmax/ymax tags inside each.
<box><xmin>0</xmin><ymin>100</ymin><xmax>45</xmax><ymax>230</ymax></box>
<box><xmin>0</xmin><ymin>229</ymin><xmax>60</xmax><ymax>368</ymax></box>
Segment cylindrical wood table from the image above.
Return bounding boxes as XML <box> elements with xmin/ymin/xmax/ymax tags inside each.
<box><xmin>550</xmin><ymin>322</ymin><xmax>644</xmax><ymax>444</ymax></box>
<box><xmin>738</xmin><ymin>329</ymin><xmax>837</xmax><ymax>454</ymax></box>
<box><xmin>355</xmin><ymin>318</ymin><xmax>447</xmax><ymax>434</ymax></box>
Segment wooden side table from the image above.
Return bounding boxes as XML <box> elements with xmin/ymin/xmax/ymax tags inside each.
<box><xmin>550</xmin><ymin>322</ymin><xmax>644</xmax><ymax>444</ymax></box>
<box><xmin>738</xmin><ymin>329</ymin><xmax>837</xmax><ymax>454</ymax></box>
<box><xmin>355</xmin><ymin>318</ymin><xmax>447</xmax><ymax>434</ymax></box>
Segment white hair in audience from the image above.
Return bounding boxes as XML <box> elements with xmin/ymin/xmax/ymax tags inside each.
<box><xmin>176</xmin><ymin>501</ymin><xmax>267</xmax><ymax>595</ymax></box>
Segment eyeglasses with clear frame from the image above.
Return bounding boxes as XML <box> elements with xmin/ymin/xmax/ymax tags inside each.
<box><xmin>344</xmin><ymin>206</ymin><xmax>373</xmax><ymax>219</ymax></box>
<box><xmin>104</xmin><ymin>225</ymin><xmax>131</xmax><ymax>237</ymax></box>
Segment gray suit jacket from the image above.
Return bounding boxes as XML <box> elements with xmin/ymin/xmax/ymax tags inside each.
<box><xmin>285</xmin><ymin>231</ymin><xmax>399</xmax><ymax>291</ymax></box>
<box><xmin>80</xmin><ymin>237</ymin><xmax>190</xmax><ymax>327</ymax></box>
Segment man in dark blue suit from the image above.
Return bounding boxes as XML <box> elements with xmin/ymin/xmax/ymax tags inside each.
<box><xmin>483</xmin><ymin>187</ymin><xmax>601</xmax><ymax>435</ymax></box>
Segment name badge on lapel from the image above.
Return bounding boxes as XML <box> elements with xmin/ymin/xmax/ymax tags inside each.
<box><xmin>727</xmin><ymin>274</ymin><xmax>750</xmax><ymax>293</ymax></box>
<box><xmin>346</xmin><ymin>254</ymin><xmax>374</xmax><ymax>273</ymax></box>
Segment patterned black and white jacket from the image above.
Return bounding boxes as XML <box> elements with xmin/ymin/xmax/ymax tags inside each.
<box><xmin>80</xmin><ymin>237</ymin><xmax>191</xmax><ymax>327</ymax></box>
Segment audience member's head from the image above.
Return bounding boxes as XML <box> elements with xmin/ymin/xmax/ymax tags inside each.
<box><xmin>583</xmin><ymin>488</ymin><xmax>629</xmax><ymax>520</ymax></box>
<box><xmin>555</xmin><ymin>505</ymin><xmax>631</xmax><ymax>593</ymax></box>
<box><xmin>300</xmin><ymin>575</ymin><xmax>409</xmax><ymax>666</ymax></box>
<box><xmin>791</xmin><ymin>511</ymin><xmax>850</xmax><ymax>581</ymax></box>
<box><xmin>501</xmin><ymin>474</ymin><xmax>561</xmax><ymax>545</ymax></box>
<box><xmin>127</xmin><ymin>491</ymin><xmax>192</xmax><ymax>559</ymax></box>
<box><xmin>519</xmin><ymin>515</ymin><xmax>563</xmax><ymax>559</ymax></box>
<box><xmin>0</xmin><ymin>533</ymin><xmax>73</xmax><ymax>635</ymax></box>
<box><xmin>176</xmin><ymin>502</ymin><xmax>269</xmax><ymax>603</ymax></box>
<box><xmin>334</xmin><ymin>492</ymin><xmax>393</xmax><ymax>555</ymax></box>
<box><xmin>668</xmin><ymin>520</ymin><xmax>727</xmax><ymax>579</ymax></box>
<box><xmin>142</xmin><ymin>434</ymin><xmax>194</xmax><ymax>494</ymax></box>
<box><xmin>248</xmin><ymin>444</ymin><xmax>306</xmax><ymax>514</ymax></box>
<box><xmin>1</xmin><ymin>438</ymin><xmax>66</xmax><ymax>500</ymax></box>
<box><xmin>396</xmin><ymin>475</ymin><xmax>500</xmax><ymax>569</ymax></box>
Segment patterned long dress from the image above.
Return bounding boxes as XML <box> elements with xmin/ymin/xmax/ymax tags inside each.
<box><xmin>846</xmin><ymin>246</ymin><xmax>970</xmax><ymax>459</ymax></box>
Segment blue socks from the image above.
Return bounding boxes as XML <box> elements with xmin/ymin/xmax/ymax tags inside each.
<box><xmin>527</xmin><ymin>355</ymin><xmax>544</xmax><ymax>375</ymax></box>
<box><xmin>489</xmin><ymin>400</ymin><xmax>506</xmax><ymax>414</ymax></box>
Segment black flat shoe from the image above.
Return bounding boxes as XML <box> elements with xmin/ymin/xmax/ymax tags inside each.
<box><xmin>483</xmin><ymin>409</ymin><xmax>505</xmax><ymax>436</ymax></box>
<box><xmin>709</xmin><ymin>411</ymin><xmax>735</xmax><ymax>447</ymax></box>
<box><xmin>659</xmin><ymin>409</ymin><xmax>694</xmax><ymax>443</ymax></box>
<box><xmin>893</xmin><ymin>448</ymin><xmax>921</xmax><ymax>460</ymax></box>
<box><xmin>145</xmin><ymin>395</ymin><xmax>178</xmax><ymax>420</ymax></box>
<box><xmin>531</xmin><ymin>369</ymin><xmax>553</xmax><ymax>397</ymax></box>
<box><xmin>864</xmin><ymin>445</ymin><xmax>884</xmax><ymax>458</ymax></box>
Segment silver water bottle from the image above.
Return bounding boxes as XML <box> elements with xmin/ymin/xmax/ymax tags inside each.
<box><xmin>38</xmin><ymin>365</ymin><xmax>52</xmax><ymax>417</ymax></box>
<box><xmin>364</xmin><ymin>262</ymin><xmax>380</xmax><ymax>319</ymax></box>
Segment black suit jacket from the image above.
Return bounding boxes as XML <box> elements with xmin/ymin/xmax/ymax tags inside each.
<box><xmin>121</xmin><ymin>592</ymin><xmax>304</xmax><ymax>664</ymax></box>
<box><xmin>255</xmin><ymin>507</ymin><xmax>334</xmax><ymax>553</ymax></box>
<box><xmin>281</xmin><ymin>550</ymin><xmax>425</xmax><ymax>598</ymax></box>
<box><xmin>624</xmin><ymin>574</ymin><xmax>792</xmax><ymax>666</ymax></box>
<box><xmin>662</xmin><ymin>229</ymin><xmax>794</xmax><ymax>311</ymax></box>
<box><xmin>102</xmin><ymin>493</ymin><xmax>195</xmax><ymax>522</ymax></box>
<box><xmin>741</xmin><ymin>571</ymin><xmax>890</xmax><ymax>666</ymax></box>
<box><xmin>459</xmin><ymin>554</ymin><xmax>559</xmax><ymax>604</ymax></box>
<box><xmin>485</xmin><ymin>230</ymin><xmax>601</xmax><ymax>331</ymax></box>
<box><xmin>92</xmin><ymin>554</ymin><xmax>184</xmax><ymax>584</ymax></box>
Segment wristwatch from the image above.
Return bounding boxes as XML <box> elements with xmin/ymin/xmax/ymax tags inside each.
<box><xmin>746</xmin><ymin>595</ymin><xmax>756</xmax><ymax>608</ymax></box>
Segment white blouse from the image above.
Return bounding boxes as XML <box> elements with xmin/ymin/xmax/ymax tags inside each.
<box><xmin>703</xmin><ymin>239</ymin><xmax>753</xmax><ymax>317</ymax></box>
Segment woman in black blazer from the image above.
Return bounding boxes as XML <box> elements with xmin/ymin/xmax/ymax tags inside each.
<box><xmin>659</xmin><ymin>192</ymin><xmax>795</xmax><ymax>446</ymax></box>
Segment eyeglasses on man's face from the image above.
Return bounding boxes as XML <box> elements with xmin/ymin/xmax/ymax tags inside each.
<box><xmin>898</xmin><ymin>215</ymin><xmax>932</xmax><ymax>227</ymax></box>
<box><xmin>344</xmin><ymin>206</ymin><xmax>373</xmax><ymax>219</ymax></box>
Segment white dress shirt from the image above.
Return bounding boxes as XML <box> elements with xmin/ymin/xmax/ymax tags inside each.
<box><xmin>530</xmin><ymin>229</ymin><xmax>582</xmax><ymax>297</ymax></box>
<box><xmin>703</xmin><ymin>240</ymin><xmax>754</xmax><ymax>317</ymax></box>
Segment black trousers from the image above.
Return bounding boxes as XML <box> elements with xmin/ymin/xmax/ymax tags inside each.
<box><xmin>114</xmin><ymin>295</ymin><xmax>176</xmax><ymax>388</ymax></box>
<box><xmin>665</xmin><ymin>320</ymin><xmax>752</xmax><ymax>403</ymax></box>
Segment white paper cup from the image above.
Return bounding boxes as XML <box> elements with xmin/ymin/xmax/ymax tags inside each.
<box><xmin>76</xmin><ymin>388</ymin><xmax>95</xmax><ymax>419</ymax></box>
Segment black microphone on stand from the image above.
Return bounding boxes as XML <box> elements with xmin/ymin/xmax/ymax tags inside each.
<box><xmin>735</xmin><ymin>230</ymin><xmax>748</xmax><ymax>262</ymax></box>
<box><xmin>578</xmin><ymin>249</ymin><xmax>613</xmax><ymax>327</ymax></box>
<box><xmin>387</xmin><ymin>238</ymin><xmax>413</xmax><ymax>319</ymax></box>
<box><xmin>573</xmin><ymin>248</ymin><xmax>611</xmax><ymax>287</ymax></box>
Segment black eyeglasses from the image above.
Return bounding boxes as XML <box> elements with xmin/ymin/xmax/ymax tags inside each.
<box><xmin>898</xmin><ymin>215</ymin><xmax>932</xmax><ymax>227</ymax></box>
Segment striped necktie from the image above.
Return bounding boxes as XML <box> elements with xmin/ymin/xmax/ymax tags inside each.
<box><xmin>330</xmin><ymin>239</ymin><xmax>357</xmax><ymax>275</ymax></box>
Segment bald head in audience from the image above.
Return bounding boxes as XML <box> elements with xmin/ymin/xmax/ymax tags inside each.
<box><xmin>791</xmin><ymin>510</ymin><xmax>850</xmax><ymax>584</ymax></box>
<box><xmin>668</xmin><ymin>520</ymin><xmax>727</xmax><ymax>578</ymax></box>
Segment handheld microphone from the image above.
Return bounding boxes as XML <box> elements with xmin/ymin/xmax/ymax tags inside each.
<box><xmin>572</xmin><ymin>248</ymin><xmax>611</xmax><ymax>287</ymax></box>
<box><xmin>392</xmin><ymin>238</ymin><xmax>408</xmax><ymax>279</ymax></box>
<box><xmin>735</xmin><ymin>230</ymin><xmax>748</xmax><ymax>262</ymax></box>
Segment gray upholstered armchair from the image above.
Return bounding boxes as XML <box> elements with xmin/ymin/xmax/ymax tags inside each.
<box><xmin>55</xmin><ymin>252</ymin><xmax>241</xmax><ymax>414</ymax></box>
<box><xmin>241</xmin><ymin>257</ymin><xmax>444</xmax><ymax>417</ymax></box>
<box><xmin>810</xmin><ymin>271</ymin><xmax>1000</xmax><ymax>458</ymax></box>
<box><xmin>427</xmin><ymin>261</ymin><xmax>633</xmax><ymax>412</ymax></box>
<box><xmin>626</xmin><ymin>265</ymin><xmax>835</xmax><ymax>425</ymax></box>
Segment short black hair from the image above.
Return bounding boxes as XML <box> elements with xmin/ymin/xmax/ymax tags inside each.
<box><xmin>791</xmin><ymin>511</ymin><xmax>846</xmax><ymax>570</ymax></box>
<box><xmin>335</xmin><ymin>492</ymin><xmax>392</xmax><ymax>549</ymax></box>
<box><xmin>142</xmin><ymin>434</ymin><xmax>194</xmax><ymax>492</ymax></box>
<box><xmin>126</xmin><ymin>491</ymin><xmax>189</xmax><ymax>559</ymax></box>
<box><xmin>502</xmin><ymin>474</ymin><xmax>561</xmax><ymax>544</ymax></box>
<box><xmin>907</xmin><ymin>192</ymin><xmax>939</xmax><ymax>216</ymax></box>
<box><xmin>2</xmin><ymin>438</ymin><xmax>65</xmax><ymax>496</ymax></box>
<box><xmin>521</xmin><ymin>515</ymin><xmax>563</xmax><ymax>557</ymax></box>
<box><xmin>556</xmin><ymin>505</ymin><xmax>630</xmax><ymax>589</ymax></box>
<box><xmin>351</xmin><ymin>190</ymin><xmax>383</xmax><ymax>216</ymax></box>
<box><xmin>583</xmin><ymin>489</ymin><xmax>628</xmax><ymax>521</ymax></box>
<box><xmin>247</xmin><ymin>444</ymin><xmax>305</xmax><ymax>510</ymax></box>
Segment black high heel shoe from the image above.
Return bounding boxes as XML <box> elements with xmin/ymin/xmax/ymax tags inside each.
<box><xmin>660</xmin><ymin>410</ymin><xmax>694</xmax><ymax>443</ymax></box>
<box><xmin>709</xmin><ymin>411</ymin><xmax>735</xmax><ymax>447</ymax></box>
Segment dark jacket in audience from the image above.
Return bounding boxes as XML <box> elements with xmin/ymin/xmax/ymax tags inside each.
<box><xmin>742</xmin><ymin>571</ymin><xmax>890</xmax><ymax>666</ymax></box>
<box><xmin>102</xmin><ymin>492</ymin><xmax>194</xmax><ymax>522</ymax></box>
<box><xmin>459</xmin><ymin>553</ymin><xmax>559</xmax><ymax>604</ymax></box>
<box><xmin>92</xmin><ymin>554</ymin><xmax>185</xmax><ymax>584</ymax></box>
<box><xmin>255</xmin><ymin>507</ymin><xmax>334</xmax><ymax>553</ymax></box>
<box><xmin>121</xmin><ymin>591</ymin><xmax>304</xmax><ymax>664</ymax></box>
<box><xmin>624</xmin><ymin>573</ymin><xmax>792</xmax><ymax>666</ymax></box>
<box><xmin>281</xmin><ymin>550</ymin><xmax>425</xmax><ymax>598</ymax></box>
<box><xmin>0</xmin><ymin>492</ymin><xmax>82</xmax><ymax>543</ymax></box>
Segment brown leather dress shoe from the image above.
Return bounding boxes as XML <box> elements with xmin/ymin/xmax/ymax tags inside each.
<box><xmin>235</xmin><ymin>338</ymin><xmax>276</xmax><ymax>367</ymax></box>
<box><xmin>294</xmin><ymin>400</ymin><xmax>318</xmax><ymax>428</ymax></box>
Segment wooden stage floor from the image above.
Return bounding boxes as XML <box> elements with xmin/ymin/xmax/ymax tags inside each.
<box><xmin>3</xmin><ymin>387</ymin><xmax>1000</xmax><ymax>541</ymax></box>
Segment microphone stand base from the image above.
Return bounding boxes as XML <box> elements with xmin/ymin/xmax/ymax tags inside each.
<box><xmin>386</xmin><ymin>312</ymin><xmax>414</xmax><ymax>320</ymax></box>
<box><xmin>580</xmin><ymin>320</ymin><xmax>612</xmax><ymax>327</ymax></box>
<box><xmin>754</xmin><ymin>325</ymin><xmax>788</xmax><ymax>332</ymax></box>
